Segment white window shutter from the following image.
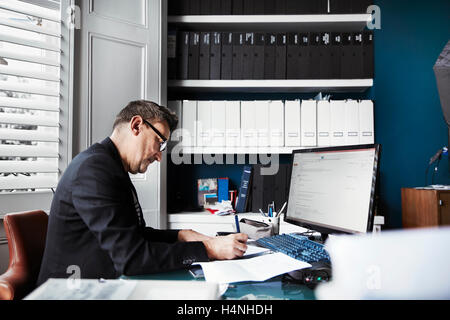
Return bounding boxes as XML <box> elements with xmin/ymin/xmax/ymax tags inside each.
<box><xmin>0</xmin><ymin>0</ymin><xmax>73</xmax><ymax>214</ymax></box>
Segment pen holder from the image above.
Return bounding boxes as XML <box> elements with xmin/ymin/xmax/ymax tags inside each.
<box><xmin>261</xmin><ymin>216</ymin><xmax>280</xmax><ymax>236</ymax></box>
<box><xmin>238</xmin><ymin>218</ymin><xmax>272</xmax><ymax>240</ymax></box>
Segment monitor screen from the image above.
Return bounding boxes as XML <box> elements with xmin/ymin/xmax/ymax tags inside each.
<box><xmin>285</xmin><ymin>144</ymin><xmax>380</xmax><ymax>235</ymax></box>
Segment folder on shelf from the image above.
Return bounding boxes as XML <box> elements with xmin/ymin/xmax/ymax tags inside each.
<box><xmin>176</xmin><ymin>31</ymin><xmax>189</xmax><ymax>80</ymax></box>
<box><xmin>319</xmin><ymin>32</ymin><xmax>332</xmax><ymax>79</ymax></box>
<box><xmin>345</xmin><ymin>100</ymin><xmax>360</xmax><ymax>145</ymax></box>
<box><xmin>255</xmin><ymin>100</ymin><xmax>270</xmax><ymax>147</ymax></box>
<box><xmin>264</xmin><ymin>33</ymin><xmax>276</xmax><ymax>79</ymax></box>
<box><xmin>241</xmin><ymin>100</ymin><xmax>257</xmax><ymax>147</ymax></box>
<box><xmin>284</xmin><ymin>100</ymin><xmax>301</xmax><ymax>147</ymax></box>
<box><xmin>254</xmin><ymin>0</ymin><xmax>265</xmax><ymax>14</ymax></box>
<box><xmin>251</xmin><ymin>164</ymin><xmax>264</xmax><ymax>213</ymax></box>
<box><xmin>253</xmin><ymin>33</ymin><xmax>265</xmax><ymax>79</ymax></box>
<box><xmin>218</xmin><ymin>177</ymin><xmax>230</xmax><ymax>203</ymax></box>
<box><xmin>242</xmin><ymin>32</ymin><xmax>254</xmax><ymax>79</ymax></box>
<box><xmin>269</xmin><ymin>100</ymin><xmax>284</xmax><ymax>147</ymax></box>
<box><xmin>210</xmin><ymin>0</ymin><xmax>221</xmax><ymax>15</ymax></box>
<box><xmin>200</xmin><ymin>0</ymin><xmax>211</xmax><ymax>15</ymax></box>
<box><xmin>264</xmin><ymin>0</ymin><xmax>276</xmax><ymax>14</ymax></box>
<box><xmin>225</xmin><ymin>101</ymin><xmax>241</xmax><ymax>147</ymax></box>
<box><xmin>286</xmin><ymin>0</ymin><xmax>300</xmax><ymax>14</ymax></box>
<box><xmin>168</xmin><ymin>100</ymin><xmax>182</xmax><ymax>142</ymax></box>
<box><xmin>314</xmin><ymin>0</ymin><xmax>329</xmax><ymax>14</ymax></box>
<box><xmin>232</xmin><ymin>0</ymin><xmax>244</xmax><ymax>15</ymax></box>
<box><xmin>352</xmin><ymin>32</ymin><xmax>364</xmax><ymax>79</ymax></box>
<box><xmin>309</xmin><ymin>32</ymin><xmax>321</xmax><ymax>79</ymax></box>
<box><xmin>197</xmin><ymin>100</ymin><xmax>212</xmax><ymax>147</ymax></box>
<box><xmin>169</xmin><ymin>0</ymin><xmax>182</xmax><ymax>15</ymax></box>
<box><xmin>167</xmin><ymin>30</ymin><xmax>177</xmax><ymax>80</ymax></box>
<box><xmin>221</xmin><ymin>0</ymin><xmax>232</xmax><ymax>14</ymax></box>
<box><xmin>243</xmin><ymin>0</ymin><xmax>255</xmax><ymax>15</ymax></box>
<box><xmin>301</xmin><ymin>100</ymin><xmax>317</xmax><ymax>147</ymax></box>
<box><xmin>286</xmin><ymin>33</ymin><xmax>300</xmax><ymax>79</ymax></box>
<box><xmin>341</xmin><ymin>32</ymin><xmax>353</xmax><ymax>79</ymax></box>
<box><xmin>330</xmin><ymin>32</ymin><xmax>342</xmax><ymax>79</ymax></box>
<box><xmin>359</xmin><ymin>100</ymin><xmax>374</xmax><ymax>144</ymax></box>
<box><xmin>181</xmin><ymin>100</ymin><xmax>197</xmax><ymax>147</ymax></box>
<box><xmin>275</xmin><ymin>0</ymin><xmax>286</xmax><ymax>14</ymax></box>
<box><xmin>298</xmin><ymin>33</ymin><xmax>310</xmax><ymax>79</ymax></box>
<box><xmin>330</xmin><ymin>100</ymin><xmax>346</xmax><ymax>146</ymax></box>
<box><xmin>180</xmin><ymin>0</ymin><xmax>190</xmax><ymax>15</ymax></box>
<box><xmin>275</xmin><ymin>33</ymin><xmax>287</xmax><ymax>79</ymax></box>
<box><xmin>362</xmin><ymin>31</ymin><xmax>374</xmax><ymax>79</ymax></box>
<box><xmin>188</xmin><ymin>32</ymin><xmax>200</xmax><ymax>79</ymax></box>
<box><xmin>232</xmin><ymin>32</ymin><xmax>244</xmax><ymax>80</ymax></box>
<box><xmin>236</xmin><ymin>165</ymin><xmax>253</xmax><ymax>213</ymax></box>
<box><xmin>199</xmin><ymin>32</ymin><xmax>211</xmax><ymax>79</ymax></box>
<box><xmin>211</xmin><ymin>100</ymin><xmax>226</xmax><ymax>147</ymax></box>
<box><xmin>221</xmin><ymin>32</ymin><xmax>233</xmax><ymax>79</ymax></box>
<box><xmin>210</xmin><ymin>32</ymin><xmax>221</xmax><ymax>80</ymax></box>
<box><xmin>190</xmin><ymin>0</ymin><xmax>200</xmax><ymax>15</ymax></box>
<box><xmin>317</xmin><ymin>100</ymin><xmax>331</xmax><ymax>147</ymax></box>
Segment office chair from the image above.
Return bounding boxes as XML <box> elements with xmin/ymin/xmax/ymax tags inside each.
<box><xmin>0</xmin><ymin>210</ymin><xmax>48</xmax><ymax>300</ymax></box>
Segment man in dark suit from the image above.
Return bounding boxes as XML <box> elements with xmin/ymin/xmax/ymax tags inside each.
<box><xmin>37</xmin><ymin>100</ymin><xmax>248</xmax><ymax>286</ymax></box>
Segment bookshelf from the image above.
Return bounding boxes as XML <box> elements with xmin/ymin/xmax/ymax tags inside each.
<box><xmin>164</xmin><ymin>6</ymin><xmax>375</xmax><ymax>221</ymax></box>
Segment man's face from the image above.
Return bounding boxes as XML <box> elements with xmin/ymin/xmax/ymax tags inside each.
<box><xmin>129</xmin><ymin>117</ymin><xmax>170</xmax><ymax>174</ymax></box>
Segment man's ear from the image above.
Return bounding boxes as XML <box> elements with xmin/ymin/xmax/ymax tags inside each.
<box><xmin>130</xmin><ymin>116</ymin><xmax>143</xmax><ymax>136</ymax></box>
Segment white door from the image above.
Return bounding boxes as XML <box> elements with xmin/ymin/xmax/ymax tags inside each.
<box><xmin>74</xmin><ymin>0</ymin><xmax>166</xmax><ymax>228</ymax></box>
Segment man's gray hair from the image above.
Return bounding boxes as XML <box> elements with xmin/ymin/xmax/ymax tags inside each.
<box><xmin>113</xmin><ymin>100</ymin><xmax>178</xmax><ymax>132</ymax></box>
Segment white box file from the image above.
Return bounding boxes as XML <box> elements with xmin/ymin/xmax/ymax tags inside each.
<box><xmin>225</xmin><ymin>101</ymin><xmax>241</xmax><ymax>147</ymax></box>
<box><xmin>211</xmin><ymin>101</ymin><xmax>226</xmax><ymax>147</ymax></box>
<box><xmin>284</xmin><ymin>100</ymin><xmax>301</xmax><ymax>147</ymax></box>
<box><xmin>241</xmin><ymin>101</ymin><xmax>257</xmax><ymax>147</ymax></box>
<box><xmin>330</xmin><ymin>100</ymin><xmax>346</xmax><ymax>146</ymax></box>
<box><xmin>345</xmin><ymin>100</ymin><xmax>360</xmax><ymax>145</ymax></box>
<box><xmin>181</xmin><ymin>100</ymin><xmax>197</xmax><ymax>147</ymax></box>
<box><xmin>317</xmin><ymin>100</ymin><xmax>331</xmax><ymax>147</ymax></box>
<box><xmin>301</xmin><ymin>100</ymin><xmax>317</xmax><ymax>147</ymax></box>
<box><xmin>359</xmin><ymin>100</ymin><xmax>374</xmax><ymax>144</ymax></box>
<box><xmin>269</xmin><ymin>100</ymin><xmax>284</xmax><ymax>147</ymax></box>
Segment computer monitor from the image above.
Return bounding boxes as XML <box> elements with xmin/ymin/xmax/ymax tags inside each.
<box><xmin>284</xmin><ymin>144</ymin><xmax>381</xmax><ymax>237</ymax></box>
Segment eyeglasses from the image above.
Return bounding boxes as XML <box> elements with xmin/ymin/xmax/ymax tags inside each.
<box><xmin>142</xmin><ymin>119</ymin><xmax>168</xmax><ymax>152</ymax></box>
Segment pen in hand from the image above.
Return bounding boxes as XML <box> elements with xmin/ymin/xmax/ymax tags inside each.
<box><xmin>234</xmin><ymin>214</ymin><xmax>240</xmax><ymax>233</ymax></box>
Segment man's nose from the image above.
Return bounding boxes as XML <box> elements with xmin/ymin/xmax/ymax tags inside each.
<box><xmin>155</xmin><ymin>151</ymin><xmax>162</xmax><ymax>162</ymax></box>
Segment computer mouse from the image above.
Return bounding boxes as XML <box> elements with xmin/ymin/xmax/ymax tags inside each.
<box><xmin>284</xmin><ymin>260</ymin><xmax>332</xmax><ymax>289</ymax></box>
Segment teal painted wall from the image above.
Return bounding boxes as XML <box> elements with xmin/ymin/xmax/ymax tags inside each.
<box><xmin>374</xmin><ymin>0</ymin><xmax>450</xmax><ymax>228</ymax></box>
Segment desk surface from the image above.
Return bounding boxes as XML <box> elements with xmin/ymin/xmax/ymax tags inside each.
<box><xmin>124</xmin><ymin>269</ymin><xmax>316</xmax><ymax>300</ymax></box>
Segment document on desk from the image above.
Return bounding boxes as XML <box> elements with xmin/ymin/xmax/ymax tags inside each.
<box><xmin>24</xmin><ymin>278</ymin><xmax>137</xmax><ymax>300</ymax></box>
<box><xmin>195</xmin><ymin>251</ymin><xmax>311</xmax><ymax>284</ymax></box>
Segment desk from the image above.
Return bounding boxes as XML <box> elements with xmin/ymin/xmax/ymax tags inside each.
<box><xmin>123</xmin><ymin>269</ymin><xmax>316</xmax><ymax>300</ymax></box>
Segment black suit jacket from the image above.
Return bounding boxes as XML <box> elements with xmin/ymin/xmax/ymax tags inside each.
<box><xmin>37</xmin><ymin>138</ymin><xmax>209</xmax><ymax>286</ymax></box>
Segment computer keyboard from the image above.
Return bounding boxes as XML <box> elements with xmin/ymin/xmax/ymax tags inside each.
<box><xmin>256</xmin><ymin>233</ymin><xmax>331</xmax><ymax>264</ymax></box>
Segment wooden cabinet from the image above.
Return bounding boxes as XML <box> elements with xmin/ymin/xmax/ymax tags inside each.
<box><xmin>401</xmin><ymin>188</ymin><xmax>450</xmax><ymax>228</ymax></box>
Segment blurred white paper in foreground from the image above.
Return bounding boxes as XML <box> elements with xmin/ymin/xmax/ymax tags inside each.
<box><xmin>316</xmin><ymin>227</ymin><xmax>450</xmax><ymax>299</ymax></box>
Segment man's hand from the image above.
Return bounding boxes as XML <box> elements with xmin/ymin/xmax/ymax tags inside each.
<box><xmin>202</xmin><ymin>233</ymin><xmax>249</xmax><ymax>260</ymax></box>
<box><xmin>178</xmin><ymin>229</ymin><xmax>213</xmax><ymax>242</ymax></box>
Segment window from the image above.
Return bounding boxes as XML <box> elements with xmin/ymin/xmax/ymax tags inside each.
<box><xmin>0</xmin><ymin>0</ymin><xmax>73</xmax><ymax>214</ymax></box>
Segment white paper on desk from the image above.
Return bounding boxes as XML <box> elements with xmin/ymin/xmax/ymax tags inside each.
<box><xmin>195</xmin><ymin>252</ymin><xmax>311</xmax><ymax>284</ymax></box>
<box><xmin>24</xmin><ymin>279</ymin><xmax>137</xmax><ymax>300</ymax></box>
<box><xmin>315</xmin><ymin>227</ymin><xmax>450</xmax><ymax>300</ymax></box>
